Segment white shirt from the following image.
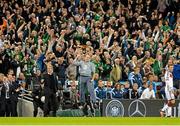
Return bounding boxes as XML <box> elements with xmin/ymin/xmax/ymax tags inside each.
<box><xmin>165</xmin><ymin>70</ymin><xmax>173</xmax><ymax>92</ymax></box>
<box><xmin>140</xmin><ymin>88</ymin><xmax>155</xmax><ymax>99</ymax></box>
<box><xmin>0</xmin><ymin>39</ymin><xmax>3</xmax><ymax>48</ymax></box>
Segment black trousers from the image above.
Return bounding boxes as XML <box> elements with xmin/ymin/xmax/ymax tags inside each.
<box><xmin>33</xmin><ymin>100</ymin><xmax>44</xmax><ymax>117</ymax></box>
<box><xmin>0</xmin><ymin>100</ymin><xmax>5</xmax><ymax>117</ymax></box>
<box><xmin>26</xmin><ymin>76</ymin><xmax>32</xmax><ymax>90</ymax></box>
<box><xmin>82</xmin><ymin>95</ymin><xmax>95</xmax><ymax>116</ymax></box>
<box><xmin>11</xmin><ymin>100</ymin><xmax>18</xmax><ymax>117</ymax></box>
<box><xmin>5</xmin><ymin>99</ymin><xmax>11</xmax><ymax>117</ymax></box>
<box><xmin>44</xmin><ymin>93</ymin><xmax>58</xmax><ymax>117</ymax></box>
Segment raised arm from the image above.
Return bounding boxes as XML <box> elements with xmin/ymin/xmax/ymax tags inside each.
<box><xmin>106</xmin><ymin>29</ymin><xmax>114</xmax><ymax>48</ymax></box>
<box><xmin>73</xmin><ymin>55</ymin><xmax>82</xmax><ymax>66</ymax></box>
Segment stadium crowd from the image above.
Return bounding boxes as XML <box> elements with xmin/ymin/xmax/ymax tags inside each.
<box><xmin>0</xmin><ymin>0</ymin><xmax>180</xmax><ymax>117</ymax></box>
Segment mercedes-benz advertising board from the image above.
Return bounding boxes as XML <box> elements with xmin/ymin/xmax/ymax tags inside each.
<box><xmin>103</xmin><ymin>99</ymin><xmax>180</xmax><ymax>117</ymax></box>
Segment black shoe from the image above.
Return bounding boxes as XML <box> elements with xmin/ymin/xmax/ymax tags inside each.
<box><xmin>91</xmin><ymin>111</ymin><xmax>95</xmax><ymax>117</ymax></box>
<box><xmin>82</xmin><ymin>104</ymin><xmax>88</xmax><ymax>116</ymax></box>
<box><xmin>90</xmin><ymin>107</ymin><xmax>95</xmax><ymax>117</ymax></box>
<box><xmin>167</xmin><ymin>116</ymin><xmax>172</xmax><ymax>117</ymax></box>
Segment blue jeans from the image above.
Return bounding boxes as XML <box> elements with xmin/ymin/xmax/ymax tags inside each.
<box><xmin>79</xmin><ymin>76</ymin><xmax>96</xmax><ymax>103</ymax></box>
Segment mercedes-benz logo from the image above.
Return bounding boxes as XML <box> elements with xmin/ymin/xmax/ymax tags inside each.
<box><xmin>128</xmin><ymin>99</ymin><xmax>146</xmax><ymax>117</ymax></box>
<box><xmin>105</xmin><ymin>100</ymin><xmax>124</xmax><ymax>117</ymax></box>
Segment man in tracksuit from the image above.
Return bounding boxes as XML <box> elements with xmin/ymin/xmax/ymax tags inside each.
<box><xmin>95</xmin><ymin>80</ymin><xmax>107</xmax><ymax>116</ymax></box>
<box><xmin>95</xmin><ymin>80</ymin><xmax>107</xmax><ymax>100</ymax></box>
<box><xmin>112</xmin><ymin>84</ymin><xmax>123</xmax><ymax>99</ymax></box>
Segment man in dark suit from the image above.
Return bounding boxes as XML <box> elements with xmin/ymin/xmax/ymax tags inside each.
<box><xmin>32</xmin><ymin>69</ymin><xmax>44</xmax><ymax>117</ymax></box>
<box><xmin>32</xmin><ymin>80</ymin><xmax>44</xmax><ymax>117</ymax></box>
<box><xmin>0</xmin><ymin>73</ymin><xmax>5</xmax><ymax>117</ymax></box>
<box><xmin>3</xmin><ymin>76</ymin><xmax>11</xmax><ymax>117</ymax></box>
<box><xmin>43</xmin><ymin>64</ymin><xmax>58</xmax><ymax>117</ymax></box>
<box><xmin>9</xmin><ymin>74</ymin><xmax>20</xmax><ymax>117</ymax></box>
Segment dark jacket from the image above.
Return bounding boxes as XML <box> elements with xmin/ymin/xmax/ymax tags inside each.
<box><xmin>43</xmin><ymin>73</ymin><xmax>58</xmax><ymax>95</ymax></box>
<box><xmin>0</xmin><ymin>83</ymin><xmax>5</xmax><ymax>101</ymax></box>
<box><xmin>131</xmin><ymin>89</ymin><xmax>140</xmax><ymax>99</ymax></box>
<box><xmin>173</xmin><ymin>64</ymin><xmax>180</xmax><ymax>80</ymax></box>
<box><xmin>123</xmin><ymin>89</ymin><xmax>140</xmax><ymax>99</ymax></box>
<box><xmin>112</xmin><ymin>89</ymin><xmax>123</xmax><ymax>99</ymax></box>
<box><xmin>54</xmin><ymin>62</ymin><xmax>67</xmax><ymax>79</ymax></box>
<box><xmin>10</xmin><ymin>81</ymin><xmax>20</xmax><ymax>102</ymax></box>
<box><xmin>32</xmin><ymin>85</ymin><xmax>44</xmax><ymax>102</ymax></box>
<box><xmin>95</xmin><ymin>87</ymin><xmax>106</xmax><ymax>100</ymax></box>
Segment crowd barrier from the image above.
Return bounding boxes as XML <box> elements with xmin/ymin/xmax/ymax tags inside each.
<box><xmin>18</xmin><ymin>95</ymin><xmax>34</xmax><ymax>117</ymax></box>
<box><xmin>17</xmin><ymin>96</ymin><xmax>180</xmax><ymax>117</ymax></box>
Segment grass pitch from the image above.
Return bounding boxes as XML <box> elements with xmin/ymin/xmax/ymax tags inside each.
<box><xmin>0</xmin><ymin>117</ymin><xmax>179</xmax><ymax>125</ymax></box>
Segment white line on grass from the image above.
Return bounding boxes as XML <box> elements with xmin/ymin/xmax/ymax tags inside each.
<box><xmin>0</xmin><ymin>124</ymin><xmax>180</xmax><ymax>126</ymax></box>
